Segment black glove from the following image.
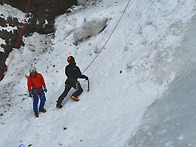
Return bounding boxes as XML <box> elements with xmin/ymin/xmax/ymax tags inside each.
<box><xmin>85</xmin><ymin>76</ymin><xmax>88</xmax><ymax>80</ymax></box>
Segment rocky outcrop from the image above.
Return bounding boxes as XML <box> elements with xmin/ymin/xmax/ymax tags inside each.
<box><xmin>1</xmin><ymin>0</ymin><xmax>77</xmax><ymax>34</ymax></box>
<box><xmin>0</xmin><ymin>0</ymin><xmax>77</xmax><ymax>80</ymax></box>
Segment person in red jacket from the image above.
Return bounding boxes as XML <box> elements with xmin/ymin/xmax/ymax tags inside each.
<box><xmin>27</xmin><ymin>66</ymin><xmax>47</xmax><ymax>117</ymax></box>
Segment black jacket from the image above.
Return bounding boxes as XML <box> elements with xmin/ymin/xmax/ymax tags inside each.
<box><xmin>65</xmin><ymin>63</ymin><xmax>88</xmax><ymax>85</ymax></box>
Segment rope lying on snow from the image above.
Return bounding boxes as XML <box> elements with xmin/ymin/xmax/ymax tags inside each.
<box><xmin>82</xmin><ymin>0</ymin><xmax>131</xmax><ymax>73</ymax></box>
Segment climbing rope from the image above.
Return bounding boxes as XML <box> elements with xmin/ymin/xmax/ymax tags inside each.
<box><xmin>82</xmin><ymin>0</ymin><xmax>131</xmax><ymax>73</ymax></box>
<box><xmin>0</xmin><ymin>0</ymin><xmax>31</xmax><ymax>81</ymax></box>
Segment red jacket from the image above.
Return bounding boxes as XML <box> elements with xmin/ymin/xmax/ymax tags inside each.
<box><xmin>27</xmin><ymin>73</ymin><xmax>46</xmax><ymax>92</ymax></box>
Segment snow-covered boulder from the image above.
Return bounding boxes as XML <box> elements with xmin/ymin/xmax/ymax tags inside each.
<box><xmin>73</xmin><ymin>18</ymin><xmax>107</xmax><ymax>45</ymax></box>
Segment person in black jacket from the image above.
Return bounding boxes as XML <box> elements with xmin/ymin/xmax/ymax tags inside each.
<box><xmin>56</xmin><ymin>56</ymin><xmax>88</xmax><ymax>108</ymax></box>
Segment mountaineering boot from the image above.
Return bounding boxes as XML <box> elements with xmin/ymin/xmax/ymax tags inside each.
<box><xmin>71</xmin><ymin>96</ymin><xmax>79</xmax><ymax>101</ymax></box>
<box><xmin>56</xmin><ymin>104</ymin><xmax>63</xmax><ymax>108</ymax></box>
<box><xmin>35</xmin><ymin>112</ymin><xmax>39</xmax><ymax>118</ymax></box>
<box><xmin>39</xmin><ymin>108</ymin><xmax>46</xmax><ymax>113</ymax></box>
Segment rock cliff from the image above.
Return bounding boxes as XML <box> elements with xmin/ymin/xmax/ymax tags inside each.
<box><xmin>0</xmin><ymin>0</ymin><xmax>77</xmax><ymax>79</ymax></box>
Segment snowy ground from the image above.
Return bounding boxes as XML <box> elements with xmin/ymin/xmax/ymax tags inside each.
<box><xmin>0</xmin><ymin>0</ymin><xmax>196</xmax><ymax>147</ymax></box>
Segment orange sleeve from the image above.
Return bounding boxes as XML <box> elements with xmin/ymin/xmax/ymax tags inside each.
<box><xmin>39</xmin><ymin>73</ymin><xmax>46</xmax><ymax>88</ymax></box>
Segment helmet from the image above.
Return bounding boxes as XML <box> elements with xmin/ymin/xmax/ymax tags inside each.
<box><xmin>67</xmin><ymin>56</ymin><xmax>75</xmax><ymax>63</ymax></box>
<box><xmin>29</xmin><ymin>66</ymin><xmax>36</xmax><ymax>73</ymax></box>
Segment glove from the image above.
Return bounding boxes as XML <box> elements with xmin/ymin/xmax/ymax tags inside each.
<box><xmin>29</xmin><ymin>91</ymin><xmax>32</xmax><ymax>97</ymax></box>
<box><xmin>44</xmin><ymin>87</ymin><xmax>47</xmax><ymax>92</ymax></box>
<box><xmin>85</xmin><ymin>76</ymin><xmax>88</xmax><ymax>80</ymax></box>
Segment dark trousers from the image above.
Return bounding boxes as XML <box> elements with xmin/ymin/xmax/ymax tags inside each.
<box><xmin>57</xmin><ymin>83</ymin><xmax>83</xmax><ymax>105</ymax></box>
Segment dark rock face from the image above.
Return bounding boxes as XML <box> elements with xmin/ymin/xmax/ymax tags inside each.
<box><xmin>0</xmin><ymin>0</ymin><xmax>77</xmax><ymax>80</ymax></box>
<box><xmin>1</xmin><ymin>0</ymin><xmax>77</xmax><ymax>33</ymax></box>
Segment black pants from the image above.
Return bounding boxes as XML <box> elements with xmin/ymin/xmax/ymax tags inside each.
<box><xmin>57</xmin><ymin>83</ymin><xmax>83</xmax><ymax>105</ymax></box>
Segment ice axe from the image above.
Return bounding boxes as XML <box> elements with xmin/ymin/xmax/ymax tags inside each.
<box><xmin>87</xmin><ymin>79</ymin><xmax>90</xmax><ymax>91</ymax></box>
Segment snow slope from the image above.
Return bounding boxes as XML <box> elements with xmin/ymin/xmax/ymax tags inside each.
<box><xmin>0</xmin><ymin>0</ymin><xmax>196</xmax><ymax>146</ymax></box>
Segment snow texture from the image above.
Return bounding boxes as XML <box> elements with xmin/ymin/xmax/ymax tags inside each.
<box><xmin>0</xmin><ymin>0</ymin><xmax>196</xmax><ymax>146</ymax></box>
<box><xmin>0</xmin><ymin>4</ymin><xmax>25</xmax><ymax>22</ymax></box>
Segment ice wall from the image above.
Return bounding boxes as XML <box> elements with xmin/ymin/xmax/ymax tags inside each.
<box><xmin>129</xmin><ymin>14</ymin><xmax>196</xmax><ymax>147</ymax></box>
